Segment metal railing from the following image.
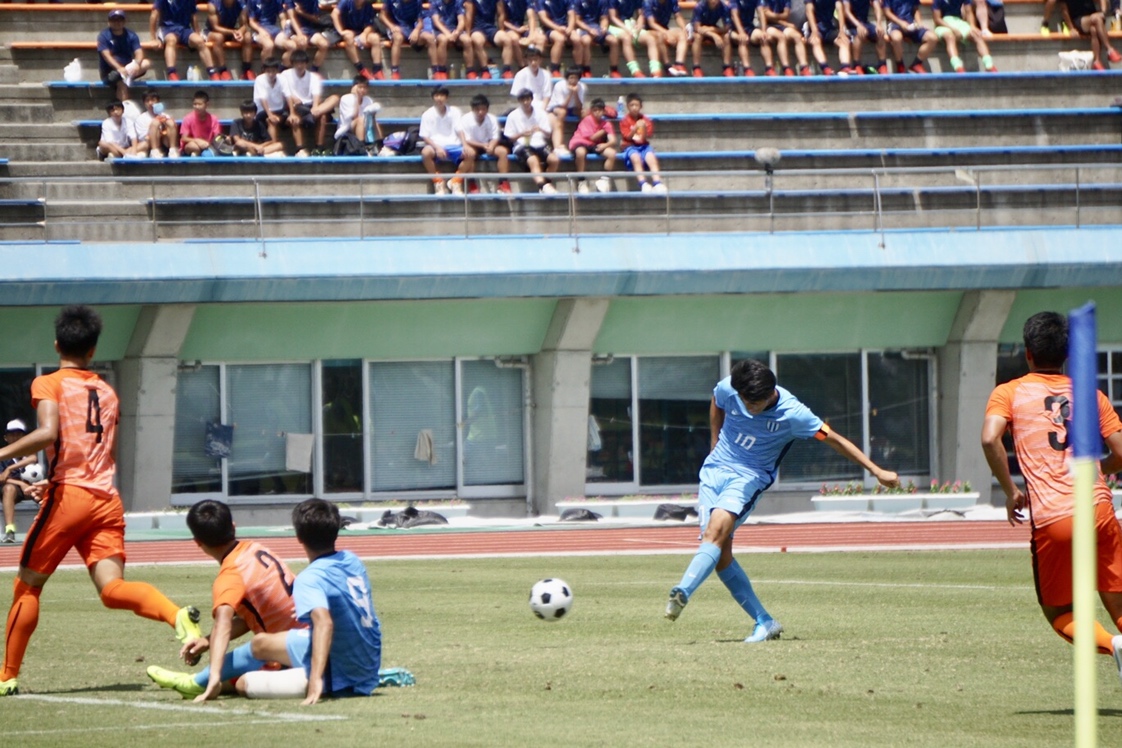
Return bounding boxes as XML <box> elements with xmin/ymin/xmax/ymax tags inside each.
<box><xmin>2</xmin><ymin>163</ymin><xmax>1120</xmax><ymax>244</ymax></box>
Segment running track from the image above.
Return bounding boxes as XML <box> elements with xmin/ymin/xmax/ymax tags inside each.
<box><xmin>0</xmin><ymin>520</ymin><xmax>1030</xmax><ymax>568</ymax></box>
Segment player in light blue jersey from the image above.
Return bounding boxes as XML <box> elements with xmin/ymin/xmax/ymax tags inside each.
<box><xmin>665</xmin><ymin>359</ymin><xmax>899</xmax><ymax>642</ymax></box>
<box><xmin>236</xmin><ymin>499</ymin><xmax>382</xmax><ymax>703</ymax></box>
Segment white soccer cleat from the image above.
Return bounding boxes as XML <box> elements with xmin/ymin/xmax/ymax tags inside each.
<box><xmin>744</xmin><ymin>618</ymin><xmax>783</xmax><ymax>643</ymax></box>
<box><xmin>640</xmin><ymin>181</ymin><xmax>653</xmax><ymax>193</ymax></box>
<box><xmin>665</xmin><ymin>586</ymin><xmax>688</xmax><ymax>621</ymax></box>
<box><xmin>540</xmin><ymin>183</ymin><xmax>557</xmax><ymax>195</ymax></box>
<box><xmin>652</xmin><ymin>182</ymin><xmax>668</xmax><ymax>195</ymax></box>
<box><xmin>168</xmin><ymin>147</ymin><xmax>180</xmax><ymax>158</ymax></box>
<box><xmin>595</xmin><ymin>175</ymin><xmax>612</xmax><ymax>193</ymax></box>
<box><xmin>433</xmin><ymin>179</ymin><xmax>448</xmax><ymax>196</ymax></box>
<box><xmin>576</xmin><ymin>181</ymin><xmax>590</xmax><ymax>195</ymax></box>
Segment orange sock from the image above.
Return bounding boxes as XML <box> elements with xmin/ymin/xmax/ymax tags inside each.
<box><xmin>1</xmin><ymin>580</ymin><xmax>43</xmax><ymax>681</ymax></box>
<box><xmin>1051</xmin><ymin>612</ymin><xmax>1116</xmax><ymax>655</ymax></box>
<box><xmin>99</xmin><ymin>578</ymin><xmax>179</xmax><ymax>626</ymax></box>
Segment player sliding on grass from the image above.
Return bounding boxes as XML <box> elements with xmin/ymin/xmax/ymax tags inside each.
<box><xmin>0</xmin><ymin>305</ymin><xmax>203</xmax><ymax>697</ymax></box>
<box><xmin>981</xmin><ymin>311</ymin><xmax>1122</xmax><ymax>681</ymax></box>
<box><xmin>665</xmin><ymin>359</ymin><xmax>899</xmax><ymax>641</ymax></box>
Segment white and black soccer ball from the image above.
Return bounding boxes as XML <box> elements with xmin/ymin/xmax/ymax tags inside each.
<box><xmin>19</xmin><ymin>463</ymin><xmax>43</xmax><ymax>483</ymax></box>
<box><xmin>529</xmin><ymin>578</ymin><xmax>573</xmax><ymax>622</ymax></box>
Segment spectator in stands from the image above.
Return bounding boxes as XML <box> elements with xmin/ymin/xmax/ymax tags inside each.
<box><xmin>134</xmin><ymin>89</ymin><xmax>181</xmax><ymax>158</ymax></box>
<box><xmin>641</xmin><ymin>0</ymin><xmax>690</xmax><ymax>76</ymax></box>
<box><xmin>179</xmin><ymin>90</ymin><xmax>222</xmax><ymax>156</ymax></box>
<box><xmin>569</xmin><ymin>97</ymin><xmax>617</xmax><ymax>193</ymax></box>
<box><xmin>279</xmin><ymin>50</ymin><xmax>340</xmax><ymax>156</ymax></box>
<box><xmin>510</xmin><ymin>45</ymin><xmax>552</xmax><ymax>104</ymax></box>
<box><xmin>572</xmin><ymin>0</ymin><xmax>615</xmax><ymax>77</ymax></box>
<box><xmin>1061</xmin><ymin>0</ymin><xmax>1122</xmax><ymax>69</ymax></box>
<box><xmin>467</xmin><ymin>0</ymin><xmax>515</xmax><ymax>79</ymax></box>
<box><xmin>420</xmin><ymin>86</ymin><xmax>473</xmax><ymax>195</ymax></box>
<box><xmin>335</xmin><ymin>77</ymin><xmax>383</xmax><ymax>154</ymax></box>
<box><xmin>729</xmin><ymin>0</ymin><xmax>770</xmax><ymax>75</ymax></box>
<box><xmin>97</xmin><ymin>100</ymin><xmax>143</xmax><ymax>160</ymax></box>
<box><xmin>607</xmin><ymin>0</ymin><xmax>656</xmax><ymax>77</ymax></box>
<box><xmin>503</xmin><ymin>88</ymin><xmax>560</xmax><ymax>193</ymax></box>
<box><xmin>805</xmin><ymin>0</ymin><xmax>852</xmax><ymax>74</ymax></box>
<box><xmin>761</xmin><ymin>0</ymin><xmax>811</xmax><ymax>76</ymax></box>
<box><xmin>231</xmin><ymin>98</ymin><xmax>287</xmax><ymax>155</ymax></box>
<box><xmin>150</xmin><ymin>0</ymin><xmax>220</xmax><ymax>81</ymax></box>
<box><xmin>843</xmin><ymin>0</ymin><xmax>888</xmax><ymax>73</ymax></box>
<box><xmin>282</xmin><ymin>0</ymin><xmax>335</xmax><ymax>72</ymax></box>
<box><xmin>972</xmin><ymin>0</ymin><xmax>1008</xmax><ymax>37</ymax></box>
<box><xmin>932</xmin><ymin>0</ymin><xmax>997</xmax><ymax>72</ymax></box>
<box><xmin>545</xmin><ymin>64</ymin><xmax>586</xmax><ymax>157</ymax></box>
<box><xmin>423</xmin><ymin>0</ymin><xmax>473</xmax><ymax>79</ymax></box>
<box><xmin>253</xmin><ymin>57</ymin><xmax>289</xmax><ymax>143</ymax></box>
<box><xmin>1</xmin><ymin>421</ymin><xmax>37</xmax><ymax>545</ymax></box>
<box><xmin>381</xmin><ymin>0</ymin><xmax>428</xmax><ymax>79</ymax></box>
<box><xmin>501</xmin><ymin>0</ymin><xmax>547</xmax><ymax>73</ymax></box>
<box><xmin>247</xmin><ymin>0</ymin><xmax>292</xmax><ymax>66</ymax></box>
<box><xmin>535</xmin><ymin>0</ymin><xmax>577</xmax><ymax>76</ymax></box>
<box><xmin>98</xmin><ymin>10</ymin><xmax>152</xmax><ymax>101</ymax></box>
<box><xmin>458</xmin><ymin>94</ymin><xmax>513</xmax><ymax>193</ymax></box>
<box><xmin>206</xmin><ymin>0</ymin><xmax>252</xmax><ymax>80</ymax></box>
<box><xmin>882</xmin><ymin>0</ymin><xmax>942</xmax><ymax>72</ymax></box>
<box><xmin>690</xmin><ymin>0</ymin><xmax>735</xmax><ymax>76</ymax></box>
<box><xmin>1040</xmin><ymin>0</ymin><xmax>1064</xmax><ymax>35</ymax></box>
<box><xmin>332</xmin><ymin>0</ymin><xmax>387</xmax><ymax>80</ymax></box>
<box><xmin>619</xmin><ymin>91</ymin><xmax>665</xmax><ymax>193</ymax></box>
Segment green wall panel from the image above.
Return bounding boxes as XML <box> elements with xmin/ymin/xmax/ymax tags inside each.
<box><xmin>594</xmin><ymin>292</ymin><xmax>964</xmax><ymax>354</ymax></box>
<box><xmin>179</xmin><ymin>300</ymin><xmax>558</xmax><ymax>361</ymax></box>
<box><xmin>1001</xmin><ymin>288</ymin><xmax>1122</xmax><ymax>344</ymax></box>
<box><xmin>0</xmin><ymin>305</ymin><xmax>140</xmax><ymax>364</ymax></box>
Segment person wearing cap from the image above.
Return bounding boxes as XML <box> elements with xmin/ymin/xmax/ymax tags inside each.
<box><xmin>502</xmin><ymin>87</ymin><xmax>559</xmax><ymax>194</ymax></box>
<box><xmin>500</xmin><ymin>0</ymin><xmax>547</xmax><ymax>74</ymax></box>
<box><xmin>150</xmin><ymin>0</ymin><xmax>220</xmax><ymax>81</ymax></box>
<box><xmin>509</xmin><ymin>44</ymin><xmax>551</xmax><ymax>105</ymax></box>
<box><xmin>97</xmin><ymin>10</ymin><xmax>152</xmax><ymax>102</ymax></box>
<box><xmin>0</xmin><ymin>420</ymin><xmax>38</xmax><ymax>544</ymax></box>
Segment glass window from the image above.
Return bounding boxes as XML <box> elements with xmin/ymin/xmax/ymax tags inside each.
<box><xmin>461</xmin><ymin>360</ymin><xmax>525</xmax><ymax>486</ymax></box>
<box><xmin>867</xmin><ymin>352</ymin><xmax>930</xmax><ymax>477</ymax></box>
<box><xmin>227</xmin><ymin>364</ymin><xmax>312</xmax><ymax>497</ymax></box>
<box><xmin>322</xmin><ymin>360</ymin><xmax>364</xmax><ymax>494</ymax></box>
<box><xmin>1098</xmin><ymin>349</ymin><xmax>1122</xmax><ymax>419</ymax></box>
<box><xmin>369</xmin><ymin>361</ymin><xmax>456</xmax><ymax>491</ymax></box>
<box><xmin>588</xmin><ymin>358</ymin><xmax>633</xmax><ymax>483</ymax></box>
<box><xmin>0</xmin><ymin>368</ymin><xmax>35</xmax><ymax>432</ymax></box>
<box><xmin>171</xmin><ymin>365</ymin><xmax>222</xmax><ymax>494</ymax></box>
<box><xmin>777</xmin><ymin>353</ymin><xmax>862</xmax><ymax>483</ymax></box>
<box><xmin>637</xmin><ymin>356</ymin><xmax>718</xmax><ymax>486</ymax></box>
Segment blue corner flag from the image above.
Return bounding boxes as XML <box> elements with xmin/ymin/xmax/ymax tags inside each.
<box><xmin>1068</xmin><ymin>302</ymin><xmax>1100</xmax><ymax>459</ymax></box>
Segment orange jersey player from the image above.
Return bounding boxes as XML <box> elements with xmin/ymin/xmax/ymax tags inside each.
<box><xmin>148</xmin><ymin>499</ymin><xmax>305</xmax><ymax>701</ymax></box>
<box><xmin>982</xmin><ymin>310</ymin><xmax>1122</xmax><ymax>684</ymax></box>
<box><xmin>0</xmin><ymin>305</ymin><xmax>203</xmax><ymax>697</ymax></box>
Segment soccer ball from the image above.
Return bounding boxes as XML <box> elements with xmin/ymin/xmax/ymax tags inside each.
<box><xmin>19</xmin><ymin>463</ymin><xmax>43</xmax><ymax>483</ymax></box>
<box><xmin>529</xmin><ymin>578</ymin><xmax>573</xmax><ymax>622</ymax></box>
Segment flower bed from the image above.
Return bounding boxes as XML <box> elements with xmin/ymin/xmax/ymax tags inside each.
<box><xmin>812</xmin><ymin>480</ymin><xmax>978</xmax><ymax>514</ymax></box>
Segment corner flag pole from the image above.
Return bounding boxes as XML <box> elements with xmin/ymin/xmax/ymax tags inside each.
<box><xmin>1070</xmin><ymin>302</ymin><xmax>1100</xmax><ymax>748</ymax></box>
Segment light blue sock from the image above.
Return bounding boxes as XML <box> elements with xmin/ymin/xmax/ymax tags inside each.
<box><xmin>192</xmin><ymin>642</ymin><xmax>266</xmax><ymax>687</ymax></box>
<box><xmin>717</xmin><ymin>559</ymin><xmax>770</xmax><ymax>623</ymax></box>
<box><xmin>676</xmin><ymin>542</ymin><xmax>722</xmax><ymax>599</ymax></box>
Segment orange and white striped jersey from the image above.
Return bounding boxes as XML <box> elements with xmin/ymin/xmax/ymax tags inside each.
<box><xmin>30</xmin><ymin>368</ymin><xmax>119</xmax><ymax>500</ymax></box>
<box><xmin>986</xmin><ymin>372</ymin><xmax>1122</xmax><ymax>529</ymax></box>
<box><xmin>213</xmin><ymin>540</ymin><xmax>301</xmax><ymax>634</ymax></box>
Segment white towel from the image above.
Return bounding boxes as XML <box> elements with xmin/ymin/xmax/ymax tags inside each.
<box><xmin>285</xmin><ymin>433</ymin><xmax>314</xmax><ymax>473</ymax></box>
<box><xmin>414</xmin><ymin>429</ymin><xmax>437</xmax><ymax>465</ymax></box>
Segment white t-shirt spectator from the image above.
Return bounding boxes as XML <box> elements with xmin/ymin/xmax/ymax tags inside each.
<box><xmin>546</xmin><ymin>78</ymin><xmax>587</xmax><ymax>113</ymax></box>
<box><xmin>336</xmin><ymin>93</ymin><xmax>378</xmax><ymax>139</ymax></box>
<box><xmin>100</xmin><ymin>116</ymin><xmax>134</xmax><ymax>148</ymax></box>
<box><xmin>502</xmin><ymin>102</ymin><xmax>552</xmax><ymax>151</ymax></box>
<box><xmin>458</xmin><ymin>110</ymin><xmax>501</xmax><ymax>145</ymax></box>
<box><xmin>419</xmin><ymin>104</ymin><xmax>464</xmax><ymax>149</ymax></box>
<box><xmin>279</xmin><ymin>68</ymin><xmax>323</xmax><ymax>106</ymax></box>
<box><xmin>254</xmin><ymin>73</ymin><xmax>288</xmax><ymax>113</ymax></box>
<box><xmin>509</xmin><ymin>66</ymin><xmax>551</xmax><ymax>104</ymax></box>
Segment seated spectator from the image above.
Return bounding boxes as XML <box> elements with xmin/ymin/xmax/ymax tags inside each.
<box><xmin>467</xmin><ymin>0</ymin><xmax>515</xmax><ymax>79</ymax></box>
<box><xmin>535</xmin><ymin>0</ymin><xmax>576</xmax><ymax>77</ymax></box>
<box><xmin>97</xmin><ymin>100</ymin><xmax>143</xmax><ymax>160</ymax></box>
<box><xmin>882</xmin><ymin>0</ymin><xmax>942</xmax><ymax>73</ymax></box>
<box><xmin>572</xmin><ymin>0</ymin><xmax>618</xmax><ymax>77</ymax></box>
<box><xmin>423</xmin><ymin>0</ymin><xmax>474</xmax><ymax>79</ymax></box>
<box><xmin>206</xmin><ymin>0</ymin><xmax>250</xmax><ymax>80</ymax></box>
<box><xmin>283</xmin><ymin>0</ymin><xmax>335</xmax><ymax>71</ymax></box>
<box><xmin>335</xmin><ymin>77</ymin><xmax>384</xmax><ymax>155</ymax></box>
<box><xmin>1061</xmin><ymin>0</ymin><xmax>1121</xmax><ymax>69</ymax></box>
<box><xmin>179</xmin><ymin>89</ymin><xmax>223</xmax><ymax>156</ymax></box>
<box><xmin>569</xmin><ymin>98</ymin><xmax>617</xmax><ymax>193</ymax></box>
<box><xmin>247</xmin><ymin>0</ymin><xmax>292</xmax><ymax>67</ymax></box>
<box><xmin>332</xmin><ymin>0</ymin><xmax>386</xmax><ymax>80</ymax></box>
<box><xmin>134</xmin><ymin>89</ymin><xmax>181</xmax><ymax>158</ymax></box>
<box><xmin>97</xmin><ymin>10</ymin><xmax>152</xmax><ymax>101</ymax></box>
<box><xmin>843</xmin><ymin>0</ymin><xmax>888</xmax><ymax>74</ymax></box>
<box><xmin>510</xmin><ymin>45</ymin><xmax>552</xmax><ymax>105</ymax></box>
<box><xmin>544</xmin><ymin>65</ymin><xmax>586</xmax><ymax>157</ymax></box>
<box><xmin>150</xmin><ymin>0</ymin><xmax>220</xmax><ymax>81</ymax></box>
<box><xmin>232</xmin><ymin>98</ymin><xmax>287</xmax><ymax>155</ymax></box>
<box><xmin>501</xmin><ymin>0</ymin><xmax>547</xmax><ymax>73</ymax></box>
<box><xmin>932</xmin><ymin>0</ymin><xmax>997</xmax><ymax>72</ymax></box>
<box><xmin>280</xmin><ymin>50</ymin><xmax>340</xmax><ymax>156</ymax></box>
<box><xmin>458</xmin><ymin>94</ymin><xmax>513</xmax><ymax>193</ymax></box>
<box><xmin>804</xmin><ymin>0</ymin><xmax>852</xmax><ymax>74</ymax></box>
<box><xmin>420</xmin><ymin>86</ymin><xmax>473</xmax><ymax>195</ymax></box>
<box><xmin>253</xmin><ymin>57</ymin><xmax>289</xmax><ymax>143</ymax></box>
<box><xmin>728</xmin><ymin>0</ymin><xmax>768</xmax><ymax>76</ymax></box>
<box><xmin>641</xmin><ymin>0</ymin><xmax>689</xmax><ymax>76</ymax></box>
<box><xmin>972</xmin><ymin>0</ymin><xmax>1007</xmax><ymax>37</ymax></box>
<box><xmin>618</xmin><ymin>91</ymin><xmax>665</xmax><ymax>193</ymax></box>
<box><xmin>0</xmin><ymin>420</ymin><xmax>37</xmax><ymax>544</ymax></box>
<box><xmin>761</xmin><ymin>0</ymin><xmax>810</xmax><ymax>76</ymax></box>
<box><xmin>381</xmin><ymin>0</ymin><xmax>428</xmax><ymax>79</ymax></box>
<box><xmin>690</xmin><ymin>0</ymin><xmax>735</xmax><ymax>76</ymax></box>
<box><xmin>503</xmin><ymin>88</ymin><xmax>559</xmax><ymax>193</ymax></box>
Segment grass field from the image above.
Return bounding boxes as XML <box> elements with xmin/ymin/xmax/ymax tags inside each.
<box><xmin>2</xmin><ymin>549</ymin><xmax>1121</xmax><ymax>747</ymax></box>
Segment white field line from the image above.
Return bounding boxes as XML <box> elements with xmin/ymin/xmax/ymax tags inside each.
<box><xmin>4</xmin><ymin>719</ymin><xmax>314</xmax><ymax>737</ymax></box>
<box><xmin>17</xmin><ymin>694</ymin><xmax>346</xmax><ymax>722</ymax></box>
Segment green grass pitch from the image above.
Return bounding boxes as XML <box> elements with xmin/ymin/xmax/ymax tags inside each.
<box><xmin>2</xmin><ymin>549</ymin><xmax>1121</xmax><ymax>747</ymax></box>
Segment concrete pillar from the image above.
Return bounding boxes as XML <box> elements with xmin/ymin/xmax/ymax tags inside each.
<box><xmin>115</xmin><ymin>305</ymin><xmax>196</xmax><ymax>512</ymax></box>
<box><xmin>937</xmin><ymin>291</ymin><xmax>1016</xmax><ymax>506</ymax></box>
<box><xmin>530</xmin><ymin>298</ymin><xmax>610</xmax><ymax>515</ymax></box>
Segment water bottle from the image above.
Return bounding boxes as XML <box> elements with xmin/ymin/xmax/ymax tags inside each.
<box><xmin>617</xmin><ymin>95</ymin><xmax>625</xmax><ymax>118</ymax></box>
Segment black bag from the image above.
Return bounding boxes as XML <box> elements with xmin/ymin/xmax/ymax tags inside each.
<box><xmin>334</xmin><ymin>132</ymin><xmax>366</xmax><ymax>157</ymax></box>
<box><xmin>559</xmin><ymin>508</ymin><xmax>602</xmax><ymax>522</ymax></box>
<box><xmin>653</xmin><ymin>503</ymin><xmax>699</xmax><ymax>521</ymax></box>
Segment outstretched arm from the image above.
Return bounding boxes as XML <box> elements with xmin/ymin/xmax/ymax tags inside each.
<box><xmin>981</xmin><ymin>414</ymin><xmax>1024</xmax><ymax>525</ymax></box>
<box><xmin>821</xmin><ymin>428</ymin><xmax>899</xmax><ymax>489</ymax></box>
<box><xmin>709</xmin><ymin>397</ymin><xmax>724</xmax><ymax>451</ymax></box>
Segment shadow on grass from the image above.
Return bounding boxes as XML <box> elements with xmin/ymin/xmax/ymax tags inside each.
<box><xmin>1016</xmin><ymin>708</ymin><xmax>1122</xmax><ymax>718</ymax></box>
<box><xmin>46</xmin><ymin>683</ymin><xmax>148</xmax><ymax>694</ymax></box>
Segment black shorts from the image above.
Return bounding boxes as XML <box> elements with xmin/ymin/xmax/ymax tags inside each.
<box><xmin>986</xmin><ymin>3</ymin><xmax>1007</xmax><ymax>33</ymax></box>
<box><xmin>516</xmin><ymin>144</ymin><xmax>551</xmax><ymax>165</ymax></box>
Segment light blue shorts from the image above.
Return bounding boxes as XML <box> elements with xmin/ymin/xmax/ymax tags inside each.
<box><xmin>286</xmin><ymin>627</ymin><xmax>311</xmax><ymax>669</ymax></box>
<box><xmin>697</xmin><ymin>463</ymin><xmax>770</xmax><ymax>533</ymax></box>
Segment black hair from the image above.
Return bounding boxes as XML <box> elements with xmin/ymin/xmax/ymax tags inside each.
<box><xmin>292</xmin><ymin>498</ymin><xmax>341</xmax><ymax>552</ymax></box>
<box><xmin>352</xmin><ymin>74</ymin><xmax>368</xmax><ymax>86</ymax></box>
<box><xmin>589</xmin><ymin>98</ymin><xmax>605</xmax><ymax>109</ymax></box>
<box><xmin>193</xmin><ymin>89</ymin><xmax>209</xmax><ymax>102</ymax></box>
<box><xmin>432</xmin><ymin>85</ymin><xmax>450</xmax><ymax>97</ymax></box>
<box><xmin>186</xmin><ymin>499</ymin><xmax>237</xmax><ymax>547</ymax></box>
<box><xmin>291</xmin><ymin>49</ymin><xmax>310</xmax><ymax>64</ymax></box>
<box><xmin>1023</xmin><ymin>311</ymin><xmax>1068</xmax><ymax>370</ymax></box>
<box><xmin>262</xmin><ymin>56</ymin><xmax>280</xmax><ymax>68</ymax></box>
<box><xmin>239</xmin><ymin>98</ymin><xmax>256</xmax><ymax>113</ymax></box>
<box><xmin>626</xmin><ymin>92</ymin><xmax>642</xmax><ymax>105</ymax></box>
<box><xmin>470</xmin><ymin>94</ymin><xmax>490</xmax><ymax>108</ymax></box>
<box><xmin>54</xmin><ymin>305</ymin><xmax>102</xmax><ymax>358</ymax></box>
<box><xmin>106</xmin><ymin>100</ymin><xmax>123</xmax><ymax>113</ymax></box>
<box><xmin>730</xmin><ymin>359</ymin><xmax>777</xmax><ymax>403</ymax></box>
<box><xmin>565</xmin><ymin>65</ymin><xmax>582</xmax><ymax>79</ymax></box>
<box><xmin>143</xmin><ymin>90</ymin><xmax>161</xmax><ymax>102</ymax></box>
